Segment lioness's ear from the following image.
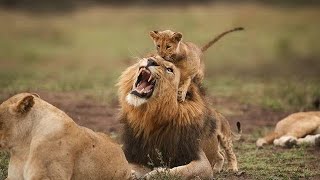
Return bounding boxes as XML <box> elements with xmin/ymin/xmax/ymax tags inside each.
<box><xmin>172</xmin><ymin>32</ymin><xmax>182</xmax><ymax>42</ymax></box>
<box><xmin>15</xmin><ymin>95</ymin><xmax>35</xmax><ymax>113</ymax></box>
<box><xmin>31</xmin><ymin>93</ymin><xmax>40</xmax><ymax>98</ymax></box>
<box><xmin>149</xmin><ymin>31</ymin><xmax>159</xmax><ymax>40</ymax></box>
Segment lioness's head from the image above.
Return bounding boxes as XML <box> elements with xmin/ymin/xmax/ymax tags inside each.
<box><xmin>149</xmin><ymin>30</ymin><xmax>182</xmax><ymax>61</ymax></box>
<box><xmin>0</xmin><ymin>93</ymin><xmax>37</xmax><ymax>149</ymax></box>
<box><xmin>118</xmin><ymin>55</ymin><xmax>180</xmax><ymax>107</ymax></box>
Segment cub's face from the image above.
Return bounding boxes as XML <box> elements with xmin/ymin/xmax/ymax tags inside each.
<box><xmin>125</xmin><ymin>56</ymin><xmax>180</xmax><ymax>107</ymax></box>
<box><xmin>0</xmin><ymin>93</ymin><xmax>35</xmax><ymax>148</ymax></box>
<box><xmin>149</xmin><ymin>30</ymin><xmax>182</xmax><ymax>62</ymax></box>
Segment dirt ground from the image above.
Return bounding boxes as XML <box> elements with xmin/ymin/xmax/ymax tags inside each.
<box><xmin>2</xmin><ymin>91</ymin><xmax>288</xmax><ymax>134</ymax></box>
<box><xmin>0</xmin><ymin>91</ymin><xmax>289</xmax><ymax>135</ymax></box>
<box><xmin>0</xmin><ymin>91</ymin><xmax>319</xmax><ymax>179</ymax></box>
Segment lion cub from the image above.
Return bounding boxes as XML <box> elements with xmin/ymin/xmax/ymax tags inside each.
<box><xmin>210</xmin><ymin>111</ymin><xmax>242</xmax><ymax>172</ymax></box>
<box><xmin>150</xmin><ymin>27</ymin><xmax>243</xmax><ymax>102</ymax></box>
<box><xmin>0</xmin><ymin>93</ymin><xmax>132</xmax><ymax>180</ymax></box>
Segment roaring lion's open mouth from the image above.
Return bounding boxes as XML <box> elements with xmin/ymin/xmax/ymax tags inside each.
<box><xmin>131</xmin><ymin>68</ymin><xmax>156</xmax><ymax>99</ymax></box>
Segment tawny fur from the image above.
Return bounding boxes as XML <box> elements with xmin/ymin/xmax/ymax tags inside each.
<box><xmin>256</xmin><ymin>111</ymin><xmax>320</xmax><ymax>148</ymax></box>
<box><xmin>117</xmin><ymin>56</ymin><xmax>240</xmax><ymax>179</ymax></box>
<box><xmin>0</xmin><ymin>93</ymin><xmax>132</xmax><ymax>180</ymax></box>
<box><xmin>211</xmin><ymin>111</ymin><xmax>241</xmax><ymax>172</ymax></box>
<box><xmin>149</xmin><ymin>27</ymin><xmax>243</xmax><ymax>102</ymax></box>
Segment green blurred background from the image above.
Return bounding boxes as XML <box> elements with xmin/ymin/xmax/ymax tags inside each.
<box><xmin>0</xmin><ymin>1</ymin><xmax>319</xmax><ymax>111</ymax></box>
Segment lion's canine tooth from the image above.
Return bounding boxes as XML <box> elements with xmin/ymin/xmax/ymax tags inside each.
<box><xmin>148</xmin><ymin>75</ymin><xmax>152</xmax><ymax>82</ymax></box>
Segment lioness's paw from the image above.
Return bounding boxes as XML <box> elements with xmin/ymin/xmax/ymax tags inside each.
<box><xmin>315</xmin><ymin>135</ymin><xmax>320</xmax><ymax>147</ymax></box>
<box><xmin>274</xmin><ymin>136</ymin><xmax>297</xmax><ymax>148</ymax></box>
<box><xmin>256</xmin><ymin>138</ymin><xmax>267</xmax><ymax>148</ymax></box>
<box><xmin>284</xmin><ymin>138</ymin><xmax>297</xmax><ymax>148</ymax></box>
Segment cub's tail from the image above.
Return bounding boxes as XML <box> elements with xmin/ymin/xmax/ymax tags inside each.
<box><xmin>201</xmin><ymin>27</ymin><xmax>244</xmax><ymax>52</ymax></box>
<box><xmin>231</xmin><ymin>121</ymin><xmax>242</xmax><ymax>141</ymax></box>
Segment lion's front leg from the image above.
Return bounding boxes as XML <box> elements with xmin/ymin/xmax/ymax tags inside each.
<box><xmin>130</xmin><ymin>163</ymin><xmax>152</xmax><ymax>179</ymax></box>
<box><xmin>144</xmin><ymin>150</ymin><xmax>213</xmax><ymax>180</ymax></box>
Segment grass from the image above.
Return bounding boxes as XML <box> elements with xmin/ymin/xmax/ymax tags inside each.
<box><xmin>132</xmin><ymin>132</ymin><xmax>320</xmax><ymax>180</ymax></box>
<box><xmin>0</xmin><ymin>3</ymin><xmax>319</xmax><ymax>179</ymax></box>
<box><xmin>0</xmin><ymin>152</ymin><xmax>8</xmax><ymax>180</ymax></box>
<box><xmin>228</xmin><ymin>133</ymin><xmax>320</xmax><ymax>180</ymax></box>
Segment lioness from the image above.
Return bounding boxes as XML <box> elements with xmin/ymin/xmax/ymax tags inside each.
<box><xmin>0</xmin><ymin>93</ymin><xmax>131</xmax><ymax>180</ymax></box>
<box><xmin>256</xmin><ymin>111</ymin><xmax>320</xmax><ymax>148</ymax></box>
<box><xmin>149</xmin><ymin>27</ymin><xmax>243</xmax><ymax>102</ymax></box>
<box><xmin>117</xmin><ymin>55</ymin><xmax>240</xmax><ymax>179</ymax></box>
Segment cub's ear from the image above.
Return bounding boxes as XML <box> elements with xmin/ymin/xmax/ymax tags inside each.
<box><xmin>172</xmin><ymin>32</ymin><xmax>182</xmax><ymax>42</ymax></box>
<box><xmin>149</xmin><ymin>31</ymin><xmax>159</xmax><ymax>39</ymax></box>
<box><xmin>14</xmin><ymin>95</ymin><xmax>35</xmax><ymax>114</ymax></box>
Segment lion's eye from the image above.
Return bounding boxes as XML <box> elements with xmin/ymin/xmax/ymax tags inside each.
<box><xmin>157</xmin><ymin>45</ymin><xmax>160</xmax><ymax>49</ymax></box>
<box><xmin>166</xmin><ymin>67</ymin><xmax>174</xmax><ymax>73</ymax></box>
<box><xmin>166</xmin><ymin>45</ymin><xmax>171</xmax><ymax>49</ymax></box>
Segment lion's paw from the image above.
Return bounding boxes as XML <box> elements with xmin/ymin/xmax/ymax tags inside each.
<box><xmin>143</xmin><ymin>168</ymin><xmax>167</xmax><ymax>180</ymax></box>
<box><xmin>274</xmin><ymin>136</ymin><xmax>297</xmax><ymax>148</ymax></box>
<box><xmin>315</xmin><ymin>135</ymin><xmax>320</xmax><ymax>147</ymax></box>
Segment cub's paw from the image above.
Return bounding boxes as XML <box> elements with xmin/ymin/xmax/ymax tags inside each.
<box><xmin>177</xmin><ymin>90</ymin><xmax>186</xmax><ymax>102</ymax></box>
<box><xmin>226</xmin><ymin>167</ymin><xmax>238</xmax><ymax>173</ymax></box>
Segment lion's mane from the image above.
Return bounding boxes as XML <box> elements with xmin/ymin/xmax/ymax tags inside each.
<box><xmin>117</xmin><ymin>60</ymin><xmax>216</xmax><ymax>168</ymax></box>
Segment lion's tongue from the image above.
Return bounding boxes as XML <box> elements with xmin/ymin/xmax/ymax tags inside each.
<box><xmin>136</xmin><ymin>81</ymin><xmax>153</xmax><ymax>92</ymax></box>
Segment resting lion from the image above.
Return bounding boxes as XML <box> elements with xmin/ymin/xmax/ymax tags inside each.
<box><xmin>256</xmin><ymin>111</ymin><xmax>320</xmax><ymax>148</ymax></box>
<box><xmin>0</xmin><ymin>93</ymin><xmax>132</xmax><ymax>180</ymax></box>
<box><xmin>117</xmin><ymin>55</ymin><xmax>240</xmax><ymax>179</ymax></box>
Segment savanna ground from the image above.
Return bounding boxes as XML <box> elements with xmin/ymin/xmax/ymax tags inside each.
<box><xmin>0</xmin><ymin>3</ymin><xmax>320</xmax><ymax>180</ymax></box>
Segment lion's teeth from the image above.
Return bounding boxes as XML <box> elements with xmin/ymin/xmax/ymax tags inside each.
<box><xmin>139</xmin><ymin>88</ymin><xmax>145</xmax><ymax>93</ymax></box>
<box><xmin>148</xmin><ymin>75</ymin><xmax>152</xmax><ymax>82</ymax></box>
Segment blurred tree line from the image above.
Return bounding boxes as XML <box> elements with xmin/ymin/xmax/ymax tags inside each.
<box><xmin>0</xmin><ymin>0</ymin><xmax>319</xmax><ymax>11</ymax></box>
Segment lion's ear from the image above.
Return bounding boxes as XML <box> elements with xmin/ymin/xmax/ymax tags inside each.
<box><xmin>172</xmin><ymin>32</ymin><xmax>182</xmax><ymax>42</ymax></box>
<box><xmin>31</xmin><ymin>93</ymin><xmax>40</xmax><ymax>98</ymax></box>
<box><xmin>13</xmin><ymin>95</ymin><xmax>35</xmax><ymax>114</ymax></box>
<box><xmin>149</xmin><ymin>31</ymin><xmax>159</xmax><ymax>40</ymax></box>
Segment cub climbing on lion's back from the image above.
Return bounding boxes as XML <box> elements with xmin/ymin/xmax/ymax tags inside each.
<box><xmin>149</xmin><ymin>27</ymin><xmax>244</xmax><ymax>102</ymax></box>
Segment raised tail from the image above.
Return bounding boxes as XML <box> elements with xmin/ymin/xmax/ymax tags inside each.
<box><xmin>231</xmin><ymin>121</ymin><xmax>242</xmax><ymax>141</ymax></box>
<box><xmin>201</xmin><ymin>27</ymin><xmax>244</xmax><ymax>52</ymax></box>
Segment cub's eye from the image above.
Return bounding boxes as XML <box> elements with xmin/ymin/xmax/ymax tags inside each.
<box><xmin>166</xmin><ymin>45</ymin><xmax>171</xmax><ymax>49</ymax></box>
<box><xmin>157</xmin><ymin>45</ymin><xmax>160</xmax><ymax>49</ymax></box>
<box><xmin>166</xmin><ymin>67</ymin><xmax>174</xmax><ymax>73</ymax></box>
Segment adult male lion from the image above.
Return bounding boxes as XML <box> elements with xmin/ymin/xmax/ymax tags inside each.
<box><xmin>118</xmin><ymin>55</ymin><xmax>240</xmax><ymax>179</ymax></box>
<box><xmin>0</xmin><ymin>93</ymin><xmax>132</xmax><ymax>180</ymax></box>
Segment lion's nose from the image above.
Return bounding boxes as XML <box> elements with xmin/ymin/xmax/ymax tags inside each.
<box><xmin>147</xmin><ymin>58</ymin><xmax>159</xmax><ymax>67</ymax></box>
